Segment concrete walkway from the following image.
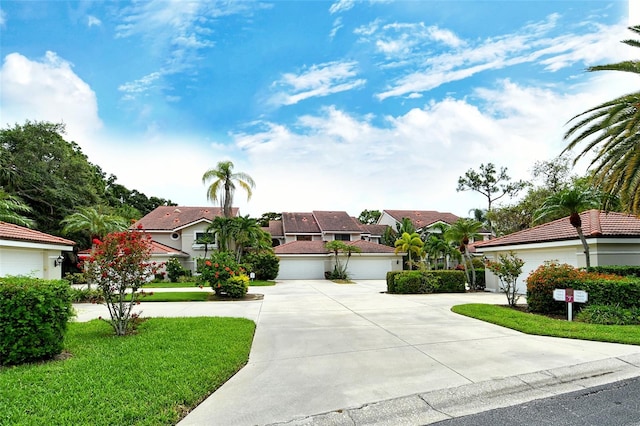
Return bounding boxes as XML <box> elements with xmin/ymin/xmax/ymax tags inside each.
<box><xmin>73</xmin><ymin>280</ymin><xmax>640</xmax><ymax>425</ymax></box>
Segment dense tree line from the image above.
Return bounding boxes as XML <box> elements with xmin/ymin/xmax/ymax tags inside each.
<box><xmin>0</xmin><ymin>121</ymin><xmax>174</xmax><ymax>245</ymax></box>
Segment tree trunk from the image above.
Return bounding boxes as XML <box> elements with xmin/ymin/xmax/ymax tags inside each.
<box><xmin>575</xmin><ymin>226</ymin><xmax>591</xmax><ymax>269</ymax></box>
<box><xmin>468</xmin><ymin>251</ymin><xmax>477</xmax><ymax>290</ymax></box>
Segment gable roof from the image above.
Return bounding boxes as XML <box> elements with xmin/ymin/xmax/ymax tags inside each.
<box><xmin>383</xmin><ymin>210</ymin><xmax>460</xmax><ymax>229</ymax></box>
<box><xmin>263</xmin><ymin>220</ymin><xmax>284</xmax><ymax>238</ymax></box>
<box><xmin>313</xmin><ymin>211</ymin><xmax>363</xmax><ymax>233</ymax></box>
<box><xmin>132</xmin><ymin>206</ymin><xmax>237</xmax><ymax>231</ymax></box>
<box><xmin>274</xmin><ymin>240</ymin><xmax>397</xmax><ymax>255</ymax></box>
<box><xmin>0</xmin><ymin>222</ymin><xmax>75</xmax><ymax>246</ymax></box>
<box><xmin>78</xmin><ymin>240</ymin><xmax>189</xmax><ymax>258</ymax></box>
<box><xmin>474</xmin><ymin>210</ymin><xmax>640</xmax><ymax>249</ymax></box>
<box><xmin>358</xmin><ymin>223</ymin><xmax>389</xmax><ymax>237</ymax></box>
<box><xmin>281</xmin><ymin>212</ymin><xmax>321</xmax><ymax>234</ymax></box>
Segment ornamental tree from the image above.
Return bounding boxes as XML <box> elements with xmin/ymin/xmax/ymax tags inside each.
<box><xmin>485</xmin><ymin>252</ymin><xmax>525</xmax><ymax>307</ymax></box>
<box><xmin>84</xmin><ymin>228</ymin><xmax>158</xmax><ymax>335</ymax></box>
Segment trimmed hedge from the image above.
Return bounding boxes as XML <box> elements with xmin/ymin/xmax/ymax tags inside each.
<box><xmin>588</xmin><ymin>266</ymin><xmax>640</xmax><ymax>278</ymax></box>
<box><xmin>526</xmin><ymin>262</ymin><xmax>640</xmax><ymax>315</ymax></box>
<box><xmin>386</xmin><ymin>270</ymin><xmax>465</xmax><ymax>294</ymax></box>
<box><xmin>0</xmin><ymin>277</ymin><xmax>74</xmax><ymax>366</ymax></box>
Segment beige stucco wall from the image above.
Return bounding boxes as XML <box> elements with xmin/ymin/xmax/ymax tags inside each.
<box><xmin>479</xmin><ymin>238</ymin><xmax>640</xmax><ymax>295</ymax></box>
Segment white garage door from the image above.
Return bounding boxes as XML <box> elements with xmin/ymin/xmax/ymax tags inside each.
<box><xmin>0</xmin><ymin>248</ymin><xmax>44</xmax><ymax>278</ymax></box>
<box><xmin>347</xmin><ymin>257</ymin><xmax>397</xmax><ymax>280</ymax></box>
<box><xmin>277</xmin><ymin>257</ymin><xmax>327</xmax><ymax>280</ymax></box>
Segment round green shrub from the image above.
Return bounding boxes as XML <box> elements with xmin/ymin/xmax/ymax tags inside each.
<box><xmin>243</xmin><ymin>251</ymin><xmax>279</xmax><ymax>280</ymax></box>
<box><xmin>0</xmin><ymin>277</ymin><xmax>74</xmax><ymax>366</ymax></box>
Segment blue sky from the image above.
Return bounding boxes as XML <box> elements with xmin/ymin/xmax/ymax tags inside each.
<box><xmin>0</xmin><ymin>1</ymin><xmax>637</xmax><ymax>219</ymax></box>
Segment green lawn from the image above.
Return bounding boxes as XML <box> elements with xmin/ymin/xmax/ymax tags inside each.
<box><xmin>0</xmin><ymin>317</ymin><xmax>255</xmax><ymax>425</ymax></box>
<box><xmin>143</xmin><ymin>280</ymin><xmax>276</xmax><ymax>288</ymax></box>
<box><xmin>452</xmin><ymin>303</ymin><xmax>640</xmax><ymax>345</ymax></box>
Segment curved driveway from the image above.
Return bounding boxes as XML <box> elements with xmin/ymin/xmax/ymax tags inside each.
<box><xmin>74</xmin><ymin>280</ymin><xmax>640</xmax><ymax>425</ymax></box>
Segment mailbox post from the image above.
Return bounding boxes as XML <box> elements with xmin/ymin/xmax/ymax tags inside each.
<box><xmin>553</xmin><ymin>288</ymin><xmax>588</xmax><ymax>321</ymax></box>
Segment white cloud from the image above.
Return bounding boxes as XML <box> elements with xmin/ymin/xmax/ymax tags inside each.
<box><xmin>118</xmin><ymin>72</ymin><xmax>162</xmax><ymax>99</ymax></box>
<box><xmin>0</xmin><ymin>51</ymin><xmax>102</xmax><ymax>145</ymax></box>
<box><xmin>0</xmin><ymin>9</ymin><xmax>6</xmax><ymax>28</ymax></box>
<box><xmin>329</xmin><ymin>0</ymin><xmax>355</xmax><ymax>14</ymax></box>
<box><xmin>376</xmin><ymin>19</ymin><xmax>631</xmax><ymax>100</ymax></box>
<box><xmin>270</xmin><ymin>61</ymin><xmax>366</xmax><ymax>106</ymax></box>
<box><xmin>87</xmin><ymin>15</ymin><xmax>101</xmax><ymax>27</ymax></box>
<box><xmin>330</xmin><ymin>17</ymin><xmax>343</xmax><ymax>39</ymax></box>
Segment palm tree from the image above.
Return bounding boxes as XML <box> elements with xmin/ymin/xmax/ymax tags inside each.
<box><xmin>229</xmin><ymin>215</ymin><xmax>270</xmax><ymax>262</ymax></box>
<box><xmin>394</xmin><ymin>232</ymin><xmax>424</xmax><ymax>268</ymax></box>
<box><xmin>563</xmin><ymin>25</ymin><xmax>640</xmax><ymax>215</ymax></box>
<box><xmin>202</xmin><ymin>161</ymin><xmax>255</xmax><ymax>218</ymax></box>
<box><xmin>325</xmin><ymin>240</ymin><xmax>362</xmax><ymax>279</ymax></box>
<box><xmin>445</xmin><ymin>219</ymin><xmax>482</xmax><ymax>289</ymax></box>
<box><xmin>535</xmin><ymin>187</ymin><xmax>600</xmax><ymax>269</ymax></box>
<box><xmin>0</xmin><ymin>189</ymin><xmax>34</xmax><ymax>228</ymax></box>
<box><xmin>206</xmin><ymin>216</ymin><xmax>235</xmax><ymax>252</ymax></box>
<box><xmin>61</xmin><ymin>206</ymin><xmax>128</xmax><ymax>241</ymax></box>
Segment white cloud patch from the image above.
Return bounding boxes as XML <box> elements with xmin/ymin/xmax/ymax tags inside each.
<box><xmin>330</xmin><ymin>17</ymin><xmax>343</xmax><ymax>39</ymax></box>
<box><xmin>329</xmin><ymin>0</ymin><xmax>355</xmax><ymax>14</ymax></box>
<box><xmin>118</xmin><ymin>72</ymin><xmax>162</xmax><ymax>100</ymax></box>
<box><xmin>0</xmin><ymin>9</ymin><xmax>6</xmax><ymax>27</ymax></box>
<box><xmin>0</xmin><ymin>51</ymin><xmax>102</xmax><ymax>145</ymax></box>
<box><xmin>87</xmin><ymin>15</ymin><xmax>101</xmax><ymax>27</ymax></box>
<box><xmin>375</xmin><ymin>18</ymin><xmax>631</xmax><ymax>100</ymax></box>
<box><xmin>270</xmin><ymin>61</ymin><xmax>366</xmax><ymax>106</ymax></box>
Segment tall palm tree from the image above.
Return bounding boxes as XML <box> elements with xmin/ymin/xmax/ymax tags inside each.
<box><xmin>202</xmin><ymin>161</ymin><xmax>255</xmax><ymax>218</ymax></box>
<box><xmin>61</xmin><ymin>206</ymin><xmax>128</xmax><ymax>241</ymax></box>
<box><xmin>445</xmin><ymin>219</ymin><xmax>482</xmax><ymax>289</ymax></box>
<box><xmin>0</xmin><ymin>189</ymin><xmax>34</xmax><ymax>228</ymax></box>
<box><xmin>394</xmin><ymin>232</ymin><xmax>424</xmax><ymax>268</ymax></box>
<box><xmin>535</xmin><ymin>187</ymin><xmax>600</xmax><ymax>269</ymax></box>
<box><xmin>563</xmin><ymin>25</ymin><xmax>640</xmax><ymax>215</ymax></box>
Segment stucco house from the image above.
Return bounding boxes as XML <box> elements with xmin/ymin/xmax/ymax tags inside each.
<box><xmin>474</xmin><ymin>210</ymin><xmax>640</xmax><ymax>294</ymax></box>
<box><xmin>377</xmin><ymin>209</ymin><xmax>491</xmax><ymax>241</ymax></box>
<box><xmin>268</xmin><ymin>211</ymin><xmax>403</xmax><ymax>279</ymax></box>
<box><xmin>0</xmin><ymin>221</ymin><xmax>75</xmax><ymax>279</ymax></box>
<box><xmin>131</xmin><ymin>206</ymin><xmax>237</xmax><ymax>273</ymax></box>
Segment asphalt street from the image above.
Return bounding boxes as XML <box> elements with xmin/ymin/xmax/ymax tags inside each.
<box><xmin>432</xmin><ymin>376</ymin><xmax>640</xmax><ymax>426</ymax></box>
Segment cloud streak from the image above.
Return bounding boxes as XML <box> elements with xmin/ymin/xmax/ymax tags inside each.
<box><xmin>270</xmin><ymin>61</ymin><xmax>366</xmax><ymax>106</ymax></box>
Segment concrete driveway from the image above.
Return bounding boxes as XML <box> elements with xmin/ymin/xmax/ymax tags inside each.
<box><xmin>73</xmin><ymin>280</ymin><xmax>640</xmax><ymax>425</ymax></box>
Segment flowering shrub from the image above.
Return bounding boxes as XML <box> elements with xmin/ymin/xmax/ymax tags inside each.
<box><xmin>165</xmin><ymin>257</ymin><xmax>188</xmax><ymax>282</ymax></box>
<box><xmin>199</xmin><ymin>251</ymin><xmax>249</xmax><ymax>298</ymax></box>
<box><xmin>526</xmin><ymin>261</ymin><xmax>623</xmax><ymax>314</ymax></box>
<box><xmin>83</xmin><ymin>229</ymin><xmax>158</xmax><ymax>335</ymax></box>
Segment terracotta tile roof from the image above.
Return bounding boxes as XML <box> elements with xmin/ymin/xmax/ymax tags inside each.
<box><xmin>474</xmin><ymin>210</ymin><xmax>640</xmax><ymax>249</ymax></box>
<box><xmin>0</xmin><ymin>222</ymin><xmax>75</xmax><ymax>246</ymax></box>
<box><xmin>384</xmin><ymin>210</ymin><xmax>460</xmax><ymax>229</ymax></box>
<box><xmin>274</xmin><ymin>240</ymin><xmax>397</xmax><ymax>255</ymax></box>
<box><xmin>263</xmin><ymin>220</ymin><xmax>284</xmax><ymax>238</ymax></box>
<box><xmin>313</xmin><ymin>211</ymin><xmax>363</xmax><ymax>233</ymax></box>
<box><xmin>132</xmin><ymin>206</ymin><xmax>236</xmax><ymax>231</ymax></box>
<box><xmin>78</xmin><ymin>240</ymin><xmax>188</xmax><ymax>257</ymax></box>
<box><xmin>359</xmin><ymin>223</ymin><xmax>389</xmax><ymax>236</ymax></box>
<box><xmin>281</xmin><ymin>212</ymin><xmax>321</xmax><ymax>234</ymax></box>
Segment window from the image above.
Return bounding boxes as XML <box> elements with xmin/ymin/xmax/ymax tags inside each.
<box><xmin>171</xmin><ymin>232</ymin><xmax>180</xmax><ymax>240</ymax></box>
<box><xmin>194</xmin><ymin>232</ymin><xmax>215</xmax><ymax>243</ymax></box>
<box><xmin>296</xmin><ymin>235</ymin><xmax>312</xmax><ymax>241</ymax></box>
<box><xmin>334</xmin><ymin>234</ymin><xmax>350</xmax><ymax>241</ymax></box>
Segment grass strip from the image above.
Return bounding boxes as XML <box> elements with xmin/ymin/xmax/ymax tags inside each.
<box><xmin>143</xmin><ymin>280</ymin><xmax>276</xmax><ymax>288</ymax></box>
<box><xmin>452</xmin><ymin>303</ymin><xmax>640</xmax><ymax>345</ymax></box>
<box><xmin>0</xmin><ymin>317</ymin><xmax>255</xmax><ymax>425</ymax></box>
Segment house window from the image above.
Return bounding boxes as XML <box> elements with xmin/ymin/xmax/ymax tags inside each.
<box><xmin>334</xmin><ymin>234</ymin><xmax>350</xmax><ymax>241</ymax></box>
<box><xmin>194</xmin><ymin>232</ymin><xmax>215</xmax><ymax>243</ymax></box>
<box><xmin>296</xmin><ymin>235</ymin><xmax>312</xmax><ymax>241</ymax></box>
<box><xmin>171</xmin><ymin>232</ymin><xmax>180</xmax><ymax>240</ymax></box>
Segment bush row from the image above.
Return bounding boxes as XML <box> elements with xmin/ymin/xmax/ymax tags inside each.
<box><xmin>0</xmin><ymin>277</ymin><xmax>74</xmax><ymax>366</ymax></box>
<box><xmin>526</xmin><ymin>262</ymin><xmax>640</xmax><ymax>315</ymax></box>
<box><xmin>588</xmin><ymin>265</ymin><xmax>640</xmax><ymax>277</ymax></box>
<box><xmin>386</xmin><ymin>270</ymin><xmax>466</xmax><ymax>294</ymax></box>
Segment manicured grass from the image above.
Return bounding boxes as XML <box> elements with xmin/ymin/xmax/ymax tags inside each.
<box><xmin>142</xmin><ymin>281</ymin><xmax>198</xmax><ymax>288</ymax></box>
<box><xmin>452</xmin><ymin>303</ymin><xmax>640</xmax><ymax>345</ymax></box>
<box><xmin>143</xmin><ymin>280</ymin><xmax>276</xmax><ymax>288</ymax></box>
<box><xmin>137</xmin><ymin>291</ymin><xmax>213</xmax><ymax>302</ymax></box>
<box><xmin>0</xmin><ymin>317</ymin><xmax>255</xmax><ymax>425</ymax></box>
